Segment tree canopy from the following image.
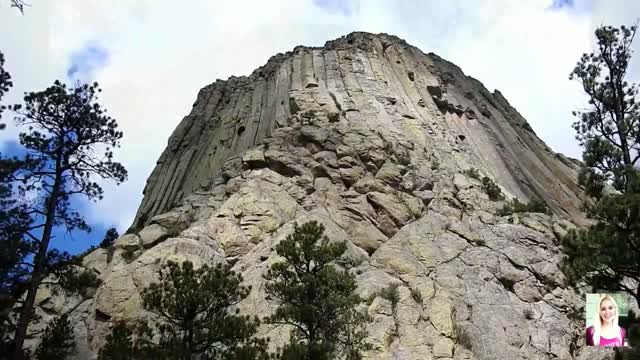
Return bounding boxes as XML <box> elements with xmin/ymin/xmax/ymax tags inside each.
<box><xmin>265</xmin><ymin>221</ymin><xmax>369</xmax><ymax>360</ymax></box>
<box><xmin>0</xmin><ymin>80</ymin><xmax>128</xmax><ymax>359</ymax></box>
<box><xmin>563</xmin><ymin>23</ymin><xmax>640</xmax><ymax>309</ymax></box>
<box><xmin>134</xmin><ymin>260</ymin><xmax>267</xmax><ymax>359</ymax></box>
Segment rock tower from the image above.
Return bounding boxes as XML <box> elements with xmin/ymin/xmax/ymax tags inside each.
<box><xmin>29</xmin><ymin>32</ymin><xmax>609</xmax><ymax>360</ymax></box>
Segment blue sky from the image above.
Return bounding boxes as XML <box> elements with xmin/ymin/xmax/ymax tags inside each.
<box><xmin>551</xmin><ymin>0</ymin><xmax>574</xmax><ymax>9</ymax></box>
<box><xmin>0</xmin><ymin>0</ymin><xmax>638</xmax><ymax>255</ymax></box>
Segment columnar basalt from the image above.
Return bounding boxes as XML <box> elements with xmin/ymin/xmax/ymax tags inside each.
<box><xmin>132</xmin><ymin>32</ymin><xmax>586</xmax><ymax>232</ymax></box>
<box><xmin>25</xmin><ymin>32</ymin><xmax>611</xmax><ymax>360</ymax></box>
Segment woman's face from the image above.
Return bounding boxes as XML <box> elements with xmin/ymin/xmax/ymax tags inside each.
<box><xmin>599</xmin><ymin>299</ymin><xmax>616</xmax><ymax>324</ymax></box>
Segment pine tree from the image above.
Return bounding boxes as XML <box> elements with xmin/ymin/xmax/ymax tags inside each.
<box><xmin>7</xmin><ymin>80</ymin><xmax>128</xmax><ymax>358</ymax></box>
<box><xmin>562</xmin><ymin>23</ymin><xmax>640</xmax><ymax>308</ymax></box>
<box><xmin>34</xmin><ymin>314</ymin><xmax>75</xmax><ymax>360</ymax></box>
<box><xmin>265</xmin><ymin>221</ymin><xmax>369</xmax><ymax>360</ymax></box>
<box><xmin>569</xmin><ymin>24</ymin><xmax>639</xmax><ymax>196</ymax></box>
<box><xmin>563</xmin><ymin>23</ymin><xmax>640</xmax><ymax>358</ymax></box>
<box><xmin>0</xmin><ymin>51</ymin><xmax>11</xmax><ymax>126</ymax></box>
<box><xmin>100</xmin><ymin>228</ymin><xmax>119</xmax><ymax>249</ymax></box>
<box><xmin>0</xmin><ymin>50</ymin><xmax>35</xmax><ymax>359</ymax></box>
<box><xmin>98</xmin><ymin>322</ymin><xmax>136</xmax><ymax>360</ymax></box>
<box><xmin>140</xmin><ymin>260</ymin><xmax>268</xmax><ymax>360</ymax></box>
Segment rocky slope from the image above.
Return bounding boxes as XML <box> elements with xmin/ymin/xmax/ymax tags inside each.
<box><xmin>27</xmin><ymin>32</ymin><xmax>611</xmax><ymax>359</ymax></box>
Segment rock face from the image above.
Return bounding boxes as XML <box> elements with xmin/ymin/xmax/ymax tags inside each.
<box><xmin>25</xmin><ymin>32</ymin><xmax>607</xmax><ymax>359</ymax></box>
<box><xmin>131</xmin><ymin>32</ymin><xmax>586</xmax><ymax>231</ymax></box>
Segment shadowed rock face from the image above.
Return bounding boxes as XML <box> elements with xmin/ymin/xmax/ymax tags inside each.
<box><xmin>25</xmin><ymin>32</ymin><xmax>613</xmax><ymax>360</ymax></box>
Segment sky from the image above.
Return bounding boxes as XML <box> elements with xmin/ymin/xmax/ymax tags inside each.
<box><xmin>0</xmin><ymin>0</ymin><xmax>638</xmax><ymax>254</ymax></box>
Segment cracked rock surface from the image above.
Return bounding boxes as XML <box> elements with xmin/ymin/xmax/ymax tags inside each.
<box><xmin>24</xmin><ymin>32</ymin><xmax>608</xmax><ymax>359</ymax></box>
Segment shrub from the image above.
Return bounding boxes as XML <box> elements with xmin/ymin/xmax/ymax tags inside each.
<box><xmin>498</xmin><ymin>202</ymin><xmax>514</xmax><ymax>216</ymax></box>
<box><xmin>100</xmin><ymin>228</ymin><xmax>119</xmax><ymax>249</ymax></box>
<box><xmin>454</xmin><ymin>324</ymin><xmax>473</xmax><ymax>350</ymax></box>
<box><xmin>498</xmin><ymin>197</ymin><xmax>550</xmax><ymax>216</ymax></box>
<box><xmin>121</xmin><ymin>248</ymin><xmax>137</xmax><ymax>263</ymax></box>
<box><xmin>378</xmin><ymin>284</ymin><xmax>400</xmax><ymax>310</ymax></box>
<box><xmin>463</xmin><ymin>168</ymin><xmax>481</xmax><ymax>180</ymax></box>
<box><xmin>481</xmin><ymin>176</ymin><xmax>504</xmax><ymax>201</ymax></box>
<box><xmin>35</xmin><ymin>315</ymin><xmax>76</xmax><ymax>360</ymax></box>
<box><xmin>410</xmin><ymin>287</ymin><xmax>423</xmax><ymax>304</ymax></box>
<box><xmin>523</xmin><ymin>197</ymin><xmax>550</xmax><ymax>214</ymax></box>
<box><xmin>384</xmin><ymin>326</ymin><xmax>399</xmax><ymax>348</ymax></box>
<box><xmin>524</xmin><ymin>308</ymin><xmax>535</xmax><ymax>320</ymax></box>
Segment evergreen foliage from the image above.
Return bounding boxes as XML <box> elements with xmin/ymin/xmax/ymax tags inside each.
<box><xmin>3</xmin><ymin>80</ymin><xmax>128</xmax><ymax>358</ymax></box>
<box><xmin>97</xmin><ymin>321</ymin><xmax>161</xmax><ymax>360</ymax></box>
<box><xmin>498</xmin><ymin>197</ymin><xmax>550</xmax><ymax>216</ymax></box>
<box><xmin>377</xmin><ymin>284</ymin><xmax>400</xmax><ymax>310</ymax></box>
<box><xmin>614</xmin><ymin>310</ymin><xmax>640</xmax><ymax>359</ymax></box>
<box><xmin>0</xmin><ymin>51</ymin><xmax>11</xmax><ymax>125</ymax></box>
<box><xmin>462</xmin><ymin>168</ymin><xmax>480</xmax><ymax>180</ymax></box>
<box><xmin>98</xmin><ymin>322</ymin><xmax>134</xmax><ymax>360</ymax></box>
<box><xmin>265</xmin><ymin>221</ymin><xmax>369</xmax><ymax>360</ymax></box>
<box><xmin>34</xmin><ymin>314</ymin><xmax>75</xmax><ymax>360</ymax></box>
<box><xmin>569</xmin><ymin>24</ymin><xmax>639</xmax><ymax>197</ymax></box>
<box><xmin>100</xmin><ymin>228</ymin><xmax>119</xmax><ymax>249</ymax></box>
<box><xmin>562</xmin><ymin>23</ymin><xmax>640</xmax><ymax>311</ymax></box>
<box><xmin>481</xmin><ymin>176</ymin><xmax>504</xmax><ymax>201</ymax></box>
<box><xmin>140</xmin><ymin>260</ymin><xmax>268</xmax><ymax>359</ymax></box>
<box><xmin>0</xmin><ymin>49</ymin><xmax>28</xmax><ymax>359</ymax></box>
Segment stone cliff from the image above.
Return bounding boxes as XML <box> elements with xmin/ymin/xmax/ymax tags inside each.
<box><xmin>131</xmin><ymin>32</ymin><xmax>586</xmax><ymax>231</ymax></box>
<box><xmin>27</xmin><ymin>32</ymin><xmax>610</xmax><ymax>359</ymax></box>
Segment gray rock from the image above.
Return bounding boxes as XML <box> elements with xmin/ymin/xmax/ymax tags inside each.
<box><xmin>375</xmin><ymin>162</ymin><xmax>402</xmax><ymax>187</ymax></box>
<box><xmin>242</xmin><ymin>148</ymin><xmax>266</xmax><ymax>168</ymax></box>
<box><xmin>150</xmin><ymin>206</ymin><xmax>192</xmax><ymax>233</ymax></box>
<box><xmin>114</xmin><ymin>234</ymin><xmax>140</xmax><ymax>251</ymax></box>
<box><xmin>138</xmin><ymin>223</ymin><xmax>170</xmax><ymax>248</ymax></box>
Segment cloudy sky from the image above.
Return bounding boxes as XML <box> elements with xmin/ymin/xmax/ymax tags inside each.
<box><xmin>0</xmin><ymin>0</ymin><xmax>638</xmax><ymax>253</ymax></box>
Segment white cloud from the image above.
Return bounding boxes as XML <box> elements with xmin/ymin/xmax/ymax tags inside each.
<box><xmin>0</xmin><ymin>0</ymin><xmax>638</xmax><ymax>233</ymax></box>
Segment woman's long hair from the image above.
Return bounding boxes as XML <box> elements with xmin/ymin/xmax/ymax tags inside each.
<box><xmin>591</xmin><ymin>294</ymin><xmax>622</xmax><ymax>346</ymax></box>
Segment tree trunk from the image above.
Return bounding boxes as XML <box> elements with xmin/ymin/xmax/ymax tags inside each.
<box><xmin>11</xmin><ymin>171</ymin><xmax>61</xmax><ymax>360</ymax></box>
<box><xmin>183</xmin><ymin>322</ymin><xmax>192</xmax><ymax>360</ymax></box>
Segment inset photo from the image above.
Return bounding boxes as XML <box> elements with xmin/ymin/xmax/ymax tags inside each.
<box><xmin>585</xmin><ymin>293</ymin><xmax>633</xmax><ymax>347</ymax></box>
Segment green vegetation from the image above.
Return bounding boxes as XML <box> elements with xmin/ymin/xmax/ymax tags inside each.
<box><xmin>561</xmin><ymin>23</ymin><xmax>640</xmax><ymax>309</ymax></box>
<box><xmin>523</xmin><ymin>308</ymin><xmax>535</xmax><ymax>320</ymax></box>
<box><xmin>265</xmin><ymin>221</ymin><xmax>369</xmax><ymax>360</ymax></box>
<box><xmin>481</xmin><ymin>176</ymin><xmax>504</xmax><ymax>201</ymax></box>
<box><xmin>0</xmin><ymin>67</ymin><xmax>128</xmax><ymax>356</ymax></box>
<box><xmin>98</xmin><ymin>322</ymin><xmax>135</xmax><ymax>360</ymax></box>
<box><xmin>120</xmin><ymin>248</ymin><xmax>137</xmax><ymax>264</ymax></box>
<box><xmin>100</xmin><ymin>261</ymin><xmax>268</xmax><ymax>360</ymax></box>
<box><xmin>498</xmin><ymin>197</ymin><xmax>550</xmax><ymax>216</ymax></box>
<box><xmin>409</xmin><ymin>287</ymin><xmax>423</xmax><ymax>304</ymax></box>
<box><xmin>141</xmin><ymin>261</ymin><xmax>267</xmax><ymax>359</ymax></box>
<box><xmin>34</xmin><ymin>315</ymin><xmax>75</xmax><ymax>360</ymax></box>
<box><xmin>563</xmin><ymin>23</ymin><xmax>640</xmax><ymax>357</ymax></box>
<box><xmin>453</xmin><ymin>324</ymin><xmax>473</xmax><ymax>351</ymax></box>
<box><xmin>377</xmin><ymin>284</ymin><xmax>400</xmax><ymax>310</ymax></box>
<box><xmin>100</xmin><ymin>228</ymin><xmax>119</xmax><ymax>249</ymax></box>
<box><xmin>462</xmin><ymin>168</ymin><xmax>480</xmax><ymax>180</ymax></box>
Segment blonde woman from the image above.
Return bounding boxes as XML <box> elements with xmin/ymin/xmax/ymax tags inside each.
<box><xmin>586</xmin><ymin>294</ymin><xmax>626</xmax><ymax>346</ymax></box>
